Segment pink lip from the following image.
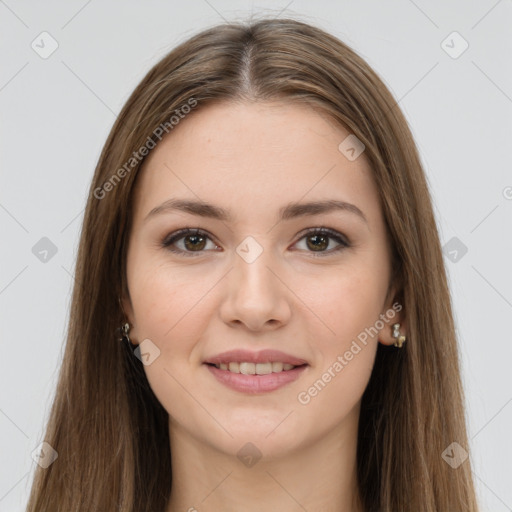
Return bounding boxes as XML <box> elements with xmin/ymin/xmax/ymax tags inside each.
<box><xmin>206</xmin><ymin>364</ymin><xmax>308</xmax><ymax>394</ymax></box>
<box><xmin>204</xmin><ymin>349</ymin><xmax>307</xmax><ymax>366</ymax></box>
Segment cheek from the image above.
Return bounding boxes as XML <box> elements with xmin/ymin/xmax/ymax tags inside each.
<box><xmin>128</xmin><ymin>259</ymin><xmax>217</xmax><ymax>344</ymax></box>
<box><xmin>126</xmin><ymin>262</ymin><xmax>217</xmax><ymax>417</ymax></box>
<box><xmin>292</xmin><ymin>262</ymin><xmax>385</xmax><ymax>402</ymax></box>
<box><xmin>296</xmin><ymin>344</ymin><xmax>377</xmax><ymax>431</ymax></box>
<box><xmin>296</xmin><ymin>260</ymin><xmax>387</xmax><ymax>345</ymax></box>
<box><xmin>294</xmin><ymin>271</ymin><xmax>381</xmax><ymax>419</ymax></box>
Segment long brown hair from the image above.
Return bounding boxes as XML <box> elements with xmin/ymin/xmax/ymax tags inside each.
<box><xmin>26</xmin><ymin>17</ymin><xmax>479</xmax><ymax>511</ymax></box>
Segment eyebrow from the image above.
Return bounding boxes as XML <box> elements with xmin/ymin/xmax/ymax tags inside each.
<box><xmin>145</xmin><ymin>198</ymin><xmax>368</xmax><ymax>224</ymax></box>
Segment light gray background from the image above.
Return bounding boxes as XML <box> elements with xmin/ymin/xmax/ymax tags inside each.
<box><xmin>1</xmin><ymin>1</ymin><xmax>511</xmax><ymax>510</ymax></box>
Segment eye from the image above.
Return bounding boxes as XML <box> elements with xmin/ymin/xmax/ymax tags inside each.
<box><xmin>162</xmin><ymin>228</ymin><xmax>219</xmax><ymax>257</ymax></box>
<box><xmin>293</xmin><ymin>227</ymin><xmax>350</xmax><ymax>257</ymax></box>
<box><xmin>161</xmin><ymin>227</ymin><xmax>350</xmax><ymax>257</ymax></box>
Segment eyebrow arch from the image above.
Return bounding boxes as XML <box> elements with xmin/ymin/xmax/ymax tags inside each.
<box><xmin>145</xmin><ymin>198</ymin><xmax>368</xmax><ymax>224</ymax></box>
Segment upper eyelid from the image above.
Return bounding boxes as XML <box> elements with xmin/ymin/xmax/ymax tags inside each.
<box><xmin>162</xmin><ymin>228</ymin><xmax>218</xmax><ymax>246</ymax></box>
<box><xmin>162</xmin><ymin>227</ymin><xmax>349</xmax><ymax>250</ymax></box>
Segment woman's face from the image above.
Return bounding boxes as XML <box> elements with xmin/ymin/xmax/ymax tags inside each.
<box><xmin>124</xmin><ymin>100</ymin><xmax>400</xmax><ymax>459</ymax></box>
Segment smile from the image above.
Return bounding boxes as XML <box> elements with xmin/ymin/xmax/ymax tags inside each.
<box><xmin>211</xmin><ymin>362</ymin><xmax>297</xmax><ymax>374</ymax></box>
<box><xmin>205</xmin><ymin>363</ymin><xmax>308</xmax><ymax>394</ymax></box>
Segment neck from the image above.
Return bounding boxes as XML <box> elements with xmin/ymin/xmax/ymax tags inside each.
<box><xmin>165</xmin><ymin>406</ymin><xmax>363</xmax><ymax>512</ymax></box>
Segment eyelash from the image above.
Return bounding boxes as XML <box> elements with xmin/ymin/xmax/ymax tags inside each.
<box><xmin>161</xmin><ymin>227</ymin><xmax>350</xmax><ymax>258</ymax></box>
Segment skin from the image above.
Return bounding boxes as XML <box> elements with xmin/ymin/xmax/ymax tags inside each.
<box><xmin>123</xmin><ymin>100</ymin><xmax>406</xmax><ymax>512</ymax></box>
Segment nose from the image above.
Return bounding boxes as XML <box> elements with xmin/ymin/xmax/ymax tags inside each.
<box><xmin>219</xmin><ymin>244</ymin><xmax>292</xmax><ymax>332</ymax></box>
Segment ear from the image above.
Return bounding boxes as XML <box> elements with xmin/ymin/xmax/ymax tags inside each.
<box><xmin>120</xmin><ymin>292</ymin><xmax>140</xmax><ymax>346</ymax></box>
<box><xmin>377</xmin><ymin>282</ymin><xmax>407</xmax><ymax>347</ymax></box>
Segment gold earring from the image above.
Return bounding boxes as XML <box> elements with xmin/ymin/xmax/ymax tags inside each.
<box><xmin>119</xmin><ymin>322</ymin><xmax>132</xmax><ymax>345</ymax></box>
<box><xmin>391</xmin><ymin>323</ymin><xmax>406</xmax><ymax>348</ymax></box>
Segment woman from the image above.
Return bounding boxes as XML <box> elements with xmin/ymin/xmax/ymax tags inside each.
<box><xmin>26</xmin><ymin>17</ymin><xmax>479</xmax><ymax>511</ymax></box>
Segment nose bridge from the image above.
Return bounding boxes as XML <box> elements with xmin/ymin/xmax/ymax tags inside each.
<box><xmin>219</xmin><ymin>234</ymin><xmax>291</xmax><ymax>330</ymax></box>
<box><xmin>232</xmin><ymin>235</ymin><xmax>280</xmax><ymax>298</ymax></box>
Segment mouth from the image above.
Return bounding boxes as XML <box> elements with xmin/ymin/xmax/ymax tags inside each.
<box><xmin>205</xmin><ymin>362</ymin><xmax>308</xmax><ymax>394</ymax></box>
<box><xmin>203</xmin><ymin>349</ymin><xmax>309</xmax><ymax>393</ymax></box>
<box><xmin>204</xmin><ymin>349</ymin><xmax>308</xmax><ymax>367</ymax></box>
<box><xmin>205</xmin><ymin>361</ymin><xmax>306</xmax><ymax>375</ymax></box>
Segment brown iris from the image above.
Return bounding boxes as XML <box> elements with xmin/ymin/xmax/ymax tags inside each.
<box><xmin>306</xmin><ymin>234</ymin><xmax>329</xmax><ymax>251</ymax></box>
<box><xmin>183</xmin><ymin>234</ymin><xmax>207</xmax><ymax>251</ymax></box>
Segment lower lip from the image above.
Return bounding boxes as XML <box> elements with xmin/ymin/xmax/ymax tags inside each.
<box><xmin>205</xmin><ymin>364</ymin><xmax>308</xmax><ymax>394</ymax></box>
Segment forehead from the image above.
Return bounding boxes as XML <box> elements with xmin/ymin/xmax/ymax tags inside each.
<box><xmin>132</xmin><ymin>100</ymin><xmax>382</xmax><ymax>228</ymax></box>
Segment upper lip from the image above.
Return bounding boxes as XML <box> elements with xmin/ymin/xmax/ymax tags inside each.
<box><xmin>204</xmin><ymin>349</ymin><xmax>308</xmax><ymax>366</ymax></box>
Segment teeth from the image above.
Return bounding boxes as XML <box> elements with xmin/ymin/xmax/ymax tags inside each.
<box><xmin>272</xmin><ymin>362</ymin><xmax>283</xmax><ymax>372</ymax></box>
<box><xmin>214</xmin><ymin>362</ymin><xmax>298</xmax><ymax>374</ymax></box>
<box><xmin>255</xmin><ymin>362</ymin><xmax>272</xmax><ymax>375</ymax></box>
<box><xmin>239</xmin><ymin>362</ymin><xmax>255</xmax><ymax>375</ymax></box>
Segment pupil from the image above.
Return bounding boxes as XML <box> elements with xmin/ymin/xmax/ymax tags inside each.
<box><xmin>184</xmin><ymin>235</ymin><xmax>206</xmax><ymax>251</ymax></box>
<box><xmin>182</xmin><ymin>234</ymin><xmax>329</xmax><ymax>252</ymax></box>
<box><xmin>307</xmin><ymin>234</ymin><xmax>328</xmax><ymax>251</ymax></box>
